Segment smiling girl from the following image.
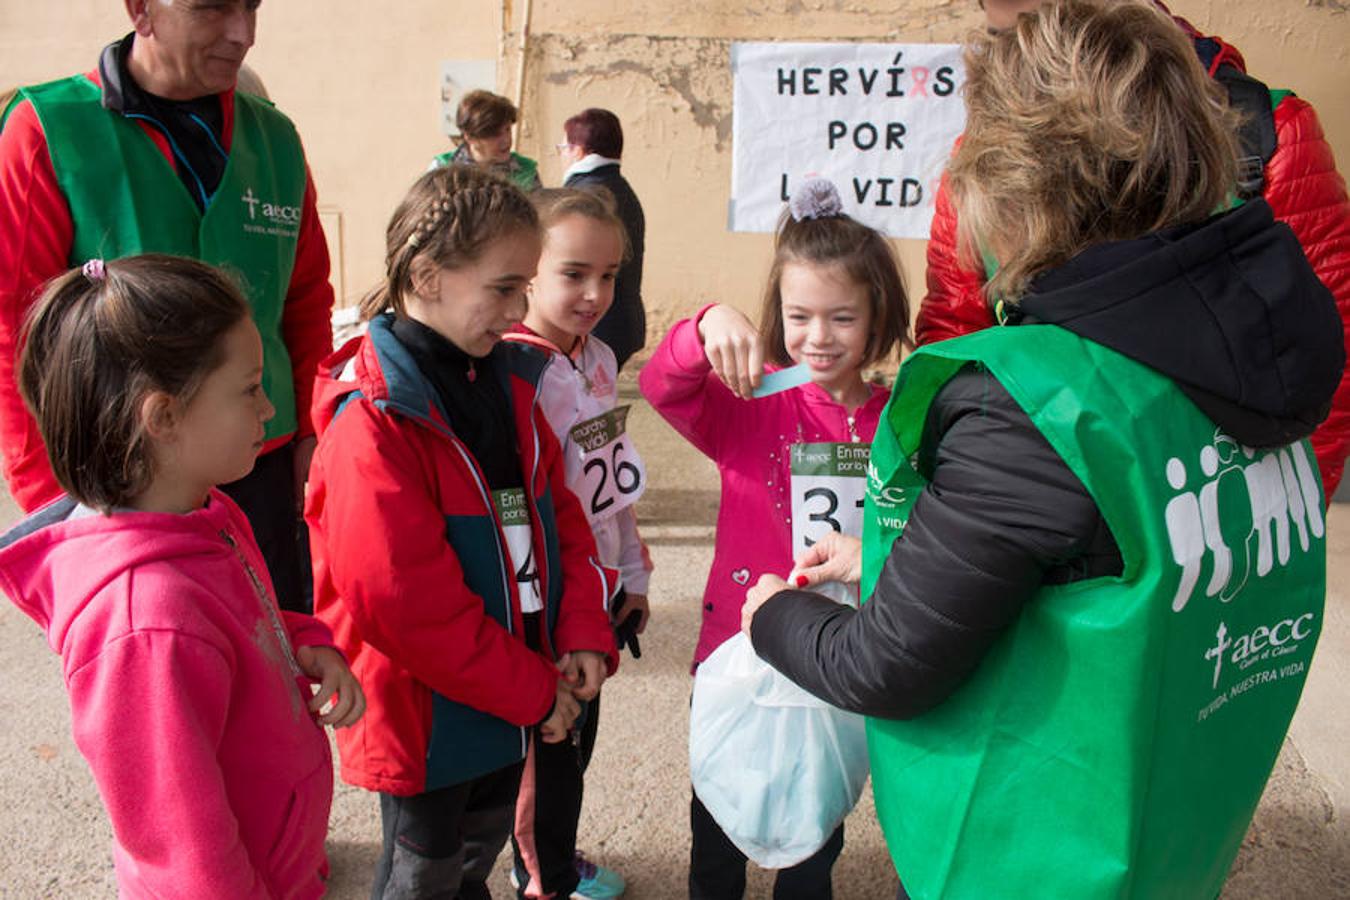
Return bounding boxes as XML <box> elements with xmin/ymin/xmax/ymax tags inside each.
<box><xmin>639</xmin><ymin>178</ymin><xmax>909</xmax><ymax>899</ymax></box>
<box><xmin>504</xmin><ymin>188</ymin><xmax>652</xmax><ymax>900</ymax></box>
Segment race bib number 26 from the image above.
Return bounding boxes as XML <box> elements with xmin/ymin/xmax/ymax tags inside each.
<box><xmin>569</xmin><ymin>405</ymin><xmax>646</xmax><ymax>521</ymax></box>
<box><xmin>790</xmin><ymin>442</ymin><xmax>871</xmax><ymax>551</ymax></box>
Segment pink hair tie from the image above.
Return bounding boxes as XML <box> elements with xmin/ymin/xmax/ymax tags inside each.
<box><xmin>82</xmin><ymin>259</ymin><xmax>106</xmax><ymax>281</ymax></box>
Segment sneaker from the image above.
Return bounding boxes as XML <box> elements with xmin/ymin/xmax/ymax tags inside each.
<box><xmin>508</xmin><ymin>855</ymin><xmax>625</xmax><ymax>900</ymax></box>
<box><xmin>572</xmin><ymin>852</ymin><xmax>625</xmax><ymax>900</ymax></box>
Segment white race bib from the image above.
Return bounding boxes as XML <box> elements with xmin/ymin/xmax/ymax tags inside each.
<box><xmin>493</xmin><ymin>488</ymin><xmax>542</xmax><ymax>613</ymax></box>
<box><xmin>569</xmin><ymin>405</ymin><xmax>646</xmax><ymax>522</ymax></box>
<box><xmin>790</xmin><ymin>443</ymin><xmax>870</xmax><ymax>608</ymax></box>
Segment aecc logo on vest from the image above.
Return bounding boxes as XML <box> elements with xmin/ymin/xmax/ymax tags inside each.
<box><xmin>241</xmin><ymin>188</ymin><xmax>300</xmax><ymax>238</ymax></box>
<box><xmin>1163</xmin><ymin>431</ymin><xmax>1322</xmax><ymax>613</ymax></box>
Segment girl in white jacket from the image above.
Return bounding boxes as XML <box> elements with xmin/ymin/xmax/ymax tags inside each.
<box><xmin>504</xmin><ymin>188</ymin><xmax>652</xmax><ymax>900</ymax></box>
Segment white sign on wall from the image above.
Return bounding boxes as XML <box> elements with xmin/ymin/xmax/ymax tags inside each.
<box><xmin>440</xmin><ymin>60</ymin><xmax>498</xmax><ymax>137</ymax></box>
<box><xmin>729</xmin><ymin>42</ymin><xmax>966</xmax><ymax>239</ymax></box>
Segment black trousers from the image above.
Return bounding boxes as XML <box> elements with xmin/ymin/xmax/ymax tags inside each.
<box><xmin>219</xmin><ymin>441</ymin><xmax>310</xmax><ymax>612</ymax></box>
<box><xmin>689</xmin><ymin>790</ymin><xmax>845</xmax><ymax>900</ymax></box>
<box><xmin>371</xmin><ymin>762</ymin><xmax>525</xmax><ymax>900</ymax></box>
<box><xmin>510</xmin><ymin>694</ymin><xmax>602</xmax><ymax>897</ymax></box>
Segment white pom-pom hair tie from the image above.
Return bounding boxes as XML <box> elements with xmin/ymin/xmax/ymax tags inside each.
<box><xmin>788</xmin><ymin>177</ymin><xmax>845</xmax><ymax>222</ymax></box>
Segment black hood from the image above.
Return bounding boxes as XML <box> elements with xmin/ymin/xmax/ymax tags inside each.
<box><xmin>1017</xmin><ymin>199</ymin><xmax>1344</xmax><ymax>448</ymax></box>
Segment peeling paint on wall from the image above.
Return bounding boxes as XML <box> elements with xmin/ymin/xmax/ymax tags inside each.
<box><xmin>2</xmin><ymin>1</ymin><xmax>1347</xmax><ymax>336</ymax></box>
<box><xmin>538</xmin><ymin>35</ymin><xmax>735</xmax><ymax>149</ymax></box>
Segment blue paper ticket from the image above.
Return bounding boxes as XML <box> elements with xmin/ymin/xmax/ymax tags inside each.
<box><xmin>751</xmin><ymin>362</ymin><xmax>812</xmax><ymax>398</ymax></box>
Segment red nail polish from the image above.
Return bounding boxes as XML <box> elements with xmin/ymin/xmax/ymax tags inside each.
<box><xmin>794</xmin><ymin>575</ymin><xmax>808</xmax><ymax>587</ymax></box>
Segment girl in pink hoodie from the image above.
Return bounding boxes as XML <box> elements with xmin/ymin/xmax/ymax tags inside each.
<box><xmin>0</xmin><ymin>255</ymin><xmax>364</xmax><ymax>899</ymax></box>
<box><xmin>639</xmin><ymin>179</ymin><xmax>909</xmax><ymax>900</ymax></box>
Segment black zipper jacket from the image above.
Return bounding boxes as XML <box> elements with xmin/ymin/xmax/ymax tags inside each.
<box><xmin>751</xmin><ymin>200</ymin><xmax>1343</xmax><ymax>718</ymax></box>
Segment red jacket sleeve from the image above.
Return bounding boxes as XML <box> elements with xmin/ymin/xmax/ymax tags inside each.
<box><xmin>915</xmin><ymin>167</ymin><xmax>994</xmax><ymax>347</ymax></box>
<box><xmin>1262</xmin><ymin>96</ymin><xmax>1350</xmax><ymax>495</ymax></box>
<box><xmin>282</xmin><ymin>165</ymin><xmax>335</xmax><ymax>440</ymax></box>
<box><xmin>533</xmin><ymin>404</ymin><xmax>620</xmax><ymax>673</ymax></box>
<box><xmin>0</xmin><ymin>99</ymin><xmax>72</xmax><ymax>511</ymax></box>
<box><xmin>307</xmin><ymin>401</ymin><xmax>559</xmax><ymax>727</ymax></box>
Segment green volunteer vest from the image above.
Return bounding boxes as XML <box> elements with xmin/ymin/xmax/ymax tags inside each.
<box><xmin>10</xmin><ymin>75</ymin><xmax>306</xmax><ymax>441</ymax></box>
<box><xmin>431</xmin><ymin>148</ymin><xmax>539</xmax><ymax>192</ymax></box>
<box><xmin>862</xmin><ymin>325</ymin><xmax>1325</xmax><ymax>899</ymax></box>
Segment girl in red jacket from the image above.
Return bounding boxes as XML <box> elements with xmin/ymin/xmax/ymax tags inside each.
<box><xmin>306</xmin><ymin>165</ymin><xmax>619</xmax><ymax>899</ymax></box>
<box><xmin>0</xmin><ymin>255</ymin><xmax>363</xmax><ymax>899</ymax></box>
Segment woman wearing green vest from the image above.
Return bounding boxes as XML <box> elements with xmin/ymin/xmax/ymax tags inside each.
<box><xmin>430</xmin><ymin>89</ymin><xmax>542</xmax><ymax>193</ymax></box>
<box><xmin>742</xmin><ymin>2</ymin><xmax>1343</xmax><ymax>898</ymax></box>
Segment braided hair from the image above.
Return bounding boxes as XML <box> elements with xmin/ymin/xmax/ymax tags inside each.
<box><xmin>360</xmin><ymin>165</ymin><xmax>541</xmax><ymax>321</ymax></box>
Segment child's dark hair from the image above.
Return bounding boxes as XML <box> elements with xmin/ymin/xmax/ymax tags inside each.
<box><xmin>361</xmin><ymin>165</ymin><xmax>541</xmax><ymax>321</ymax></box>
<box><xmin>18</xmin><ymin>255</ymin><xmax>250</xmax><ymax>511</ymax></box>
<box><xmin>531</xmin><ymin>187</ymin><xmax>630</xmax><ymax>262</ymax></box>
<box><xmin>758</xmin><ymin>205</ymin><xmax>910</xmax><ymax>368</ymax></box>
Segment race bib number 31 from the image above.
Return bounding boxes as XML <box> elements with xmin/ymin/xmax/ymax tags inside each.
<box><xmin>493</xmin><ymin>488</ymin><xmax>542</xmax><ymax>613</ymax></box>
<box><xmin>569</xmin><ymin>405</ymin><xmax>646</xmax><ymax>522</ymax></box>
<box><xmin>790</xmin><ymin>442</ymin><xmax>871</xmax><ymax>551</ymax></box>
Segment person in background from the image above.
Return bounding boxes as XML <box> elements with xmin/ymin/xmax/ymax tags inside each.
<box><xmin>434</xmin><ymin>89</ymin><xmax>543</xmax><ymax>193</ymax></box>
<box><xmin>560</xmin><ymin>109</ymin><xmax>647</xmax><ymax>370</ymax></box>
<box><xmin>745</xmin><ymin>2</ymin><xmax>1342</xmax><ymax>897</ymax></box>
<box><xmin>919</xmin><ymin>0</ymin><xmax>1350</xmax><ymax>494</ymax></box>
<box><xmin>0</xmin><ymin>0</ymin><xmax>334</xmax><ymax>612</ymax></box>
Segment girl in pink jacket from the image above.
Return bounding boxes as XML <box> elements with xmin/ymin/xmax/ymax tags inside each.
<box><xmin>0</xmin><ymin>255</ymin><xmax>363</xmax><ymax>899</ymax></box>
<box><xmin>639</xmin><ymin>179</ymin><xmax>909</xmax><ymax>900</ymax></box>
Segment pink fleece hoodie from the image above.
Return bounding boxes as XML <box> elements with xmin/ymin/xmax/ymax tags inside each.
<box><xmin>0</xmin><ymin>490</ymin><xmax>334</xmax><ymax>899</ymax></box>
<box><xmin>639</xmin><ymin>310</ymin><xmax>889</xmax><ymax>667</ymax></box>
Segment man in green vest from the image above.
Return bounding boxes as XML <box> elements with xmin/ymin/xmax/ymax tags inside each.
<box><xmin>0</xmin><ymin>0</ymin><xmax>334</xmax><ymax>612</ymax></box>
<box><xmin>741</xmin><ymin>1</ymin><xmax>1342</xmax><ymax>898</ymax></box>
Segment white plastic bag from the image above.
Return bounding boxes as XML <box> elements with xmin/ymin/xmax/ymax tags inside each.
<box><xmin>689</xmin><ymin>632</ymin><xmax>870</xmax><ymax>869</ymax></box>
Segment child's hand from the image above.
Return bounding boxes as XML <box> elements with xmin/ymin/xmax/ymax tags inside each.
<box><xmin>697</xmin><ymin>304</ymin><xmax>765</xmax><ymax>399</ymax></box>
<box><xmin>557</xmin><ymin>650</ymin><xmax>608</xmax><ymax>701</ymax></box>
<box><xmin>540</xmin><ymin>680</ymin><xmax>581</xmax><ymax>744</ymax></box>
<box><xmin>296</xmin><ymin>645</ymin><xmax>366</xmax><ymax>728</ymax></box>
<box><xmin>790</xmin><ymin>532</ymin><xmax>863</xmax><ymax>587</ymax></box>
<box><xmin>741</xmin><ymin>573</ymin><xmax>789</xmax><ymax>636</ymax></box>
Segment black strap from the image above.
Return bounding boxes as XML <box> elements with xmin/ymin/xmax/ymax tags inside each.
<box><xmin>1214</xmin><ymin>64</ymin><xmax>1278</xmax><ymax>199</ymax></box>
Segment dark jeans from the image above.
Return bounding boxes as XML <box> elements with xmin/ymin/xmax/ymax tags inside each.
<box><xmin>511</xmin><ymin>694</ymin><xmax>602</xmax><ymax>897</ymax></box>
<box><xmin>689</xmin><ymin>790</ymin><xmax>845</xmax><ymax>900</ymax></box>
<box><xmin>219</xmin><ymin>441</ymin><xmax>310</xmax><ymax>612</ymax></box>
<box><xmin>371</xmin><ymin>763</ymin><xmax>524</xmax><ymax>900</ymax></box>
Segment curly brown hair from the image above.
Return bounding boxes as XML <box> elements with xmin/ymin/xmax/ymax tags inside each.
<box><xmin>950</xmin><ymin>0</ymin><xmax>1241</xmax><ymax>304</ymax></box>
<box><xmin>455</xmin><ymin>90</ymin><xmax>518</xmax><ymax>140</ymax></box>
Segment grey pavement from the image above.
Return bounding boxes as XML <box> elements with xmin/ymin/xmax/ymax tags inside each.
<box><xmin>0</xmin><ymin>376</ymin><xmax>1346</xmax><ymax>898</ymax></box>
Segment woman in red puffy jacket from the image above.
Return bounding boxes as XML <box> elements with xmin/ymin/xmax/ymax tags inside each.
<box><xmin>920</xmin><ymin>0</ymin><xmax>1350</xmax><ymax>494</ymax></box>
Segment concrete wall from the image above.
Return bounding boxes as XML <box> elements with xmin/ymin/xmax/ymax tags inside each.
<box><xmin>3</xmin><ymin>1</ymin><xmax>1347</xmax><ymax>341</ymax></box>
